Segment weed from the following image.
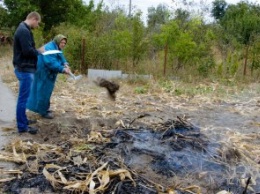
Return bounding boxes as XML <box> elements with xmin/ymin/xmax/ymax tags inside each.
<box><xmin>57</xmin><ymin>74</ymin><xmax>68</xmax><ymax>82</ymax></box>
<box><xmin>159</xmin><ymin>80</ymin><xmax>174</xmax><ymax>93</ymax></box>
<box><xmin>134</xmin><ymin>86</ymin><xmax>148</xmax><ymax>94</ymax></box>
<box><xmin>126</xmin><ymin>76</ymin><xmax>149</xmax><ymax>85</ymax></box>
<box><xmin>174</xmin><ymin>88</ymin><xmax>183</xmax><ymax>96</ymax></box>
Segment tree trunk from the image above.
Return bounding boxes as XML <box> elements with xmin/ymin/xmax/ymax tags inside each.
<box><xmin>81</xmin><ymin>38</ymin><xmax>86</xmax><ymax>73</ymax></box>
<box><xmin>243</xmin><ymin>45</ymin><xmax>249</xmax><ymax>76</ymax></box>
<box><xmin>163</xmin><ymin>43</ymin><xmax>168</xmax><ymax>76</ymax></box>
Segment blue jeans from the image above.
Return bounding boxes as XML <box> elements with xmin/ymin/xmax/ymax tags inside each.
<box><xmin>14</xmin><ymin>69</ymin><xmax>34</xmax><ymax>131</ymax></box>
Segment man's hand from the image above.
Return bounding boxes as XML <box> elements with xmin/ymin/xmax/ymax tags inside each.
<box><xmin>37</xmin><ymin>46</ymin><xmax>45</xmax><ymax>54</ymax></box>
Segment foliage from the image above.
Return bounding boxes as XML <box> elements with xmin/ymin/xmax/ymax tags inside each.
<box><xmin>197</xmin><ymin>58</ymin><xmax>216</xmax><ymax>77</ymax></box>
<box><xmin>151</xmin><ymin>16</ymin><xmax>214</xmax><ymax>76</ymax></box>
<box><xmin>51</xmin><ymin>23</ymin><xmax>89</xmax><ymax>72</ymax></box>
<box><xmin>211</xmin><ymin>0</ymin><xmax>228</xmax><ymax>21</ymax></box>
<box><xmin>249</xmin><ymin>35</ymin><xmax>260</xmax><ymax>73</ymax></box>
<box><xmin>69</xmin><ymin>0</ymin><xmax>104</xmax><ymax>32</ymax></box>
<box><xmin>158</xmin><ymin>80</ymin><xmax>174</xmax><ymax>93</ymax></box>
<box><xmin>109</xmin><ymin>29</ymin><xmax>132</xmax><ymax>67</ymax></box>
<box><xmin>51</xmin><ymin>10</ymin><xmax>143</xmax><ymax>72</ymax></box>
<box><xmin>147</xmin><ymin>4</ymin><xmax>171</xmax><ymax>31</ymax></box>
<box><xmin>3</xmin><ymin>0</ymin><xmax>103</xmax><ymax>32</ymax></box>
<box><xmin>1</xmin><ymin>0</ymin><xmax>260</xmax><ymax>80</ymax></box>
<box><xmin>39</xmin><ymin>0</ymin><xmax>86</xmax><ymax>32</ymax></box>
<box><xmin>0</xmin><ymin>5</ymin><xmax>8</xmax><ymax>28</ymax></box>
<box><xmin>3</xmin><ymin>0</ymin><xmax>39</xmax><ymax>27</ymax></box>
<box><xmin>134</xmin><ymin>86</ymin><xmax>148</xmax><ymax>94</ymax></box>
<box><xmin>219</xmin><ymin>2</ymin><xmax>260</xmax><ymax>75</ymax></box>
<box><xmin>152</xmin><ymin>20</ymin><xmax>180</xmax><ymax>50</ymax></box>
<box><xmin>220</xmin><ymin>2</ymin><xmax>260</xmax><ymax>45</ymax></box>
<box><xmin>32</xmin><ymin>27</ymin><xmax>45</xmax><ymax>48</ymax></box>
<box><xmin>131</xmin><ymin>12</ymin><xmax>147</xmax><ymax>68</ymax></box>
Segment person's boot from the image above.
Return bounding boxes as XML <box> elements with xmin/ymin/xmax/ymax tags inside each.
<box><xmin>19</xmin><ymin>126</ymin><xmax>38</xmax><ymax>134</ymax></box>
<box><xmin>41</xmin><ymin>112</ymin><xmax>54</xmax><ymax>119</ymax></box>
<box><xmin>27</xmin><ymin>120</ymin><xmax>37</xmax><ymax>125</ymax></box>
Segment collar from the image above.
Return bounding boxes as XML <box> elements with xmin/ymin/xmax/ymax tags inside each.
<box><xmin>22</xmin><ymin>21</ymin><xmax>32</xmax><ymax>31</ymax></box>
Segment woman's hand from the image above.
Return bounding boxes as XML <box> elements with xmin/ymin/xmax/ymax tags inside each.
<box><xmin>63</xmin><ymin>67</ymin><xmax>71</xmax><ymax>74</ymax></box>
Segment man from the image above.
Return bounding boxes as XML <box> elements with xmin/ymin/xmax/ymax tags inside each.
<box><xmin>13</xmin><ymin>11</ymin><xmax>44</xmax><ymax>134</ymax></box>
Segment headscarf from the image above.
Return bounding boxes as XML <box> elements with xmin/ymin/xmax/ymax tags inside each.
<box><xmin>53</xmin><ymin>34</ymin><xmax>67</xmax><ymax>46</ymax></box>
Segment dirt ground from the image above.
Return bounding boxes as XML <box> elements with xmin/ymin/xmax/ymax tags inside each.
<box><xmin>0</xmin><ymin>51</ymin><xmax>260</xmax><ymax>194</ymax></box>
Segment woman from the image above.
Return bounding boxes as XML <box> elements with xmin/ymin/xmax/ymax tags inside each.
<box><xmin>27</xmin><ymin>34</ymin><xmax>70</xmax><ymax>119</ymax></box>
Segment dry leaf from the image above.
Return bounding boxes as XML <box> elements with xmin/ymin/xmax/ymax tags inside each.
<box><xmin>58</xmin><ymin>171</ymin><xmax>68</xmax><ymax>184</ymax></box>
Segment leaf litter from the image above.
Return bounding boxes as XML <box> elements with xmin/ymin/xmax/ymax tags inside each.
<box><xmin>0</xmin><ymin>70</ymin><xmax>259</xmax><ymax>193</ymax></box>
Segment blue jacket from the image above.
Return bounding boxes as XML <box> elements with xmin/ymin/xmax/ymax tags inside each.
<box><xmin>13</xmin><ymin>22</ymin><xmax>38</xmax><ymax>73</ymax></box>
<box><xmin>27</xmin><ymin>41</ymin><xmax>67</xmax><ymax>115</ymax></box>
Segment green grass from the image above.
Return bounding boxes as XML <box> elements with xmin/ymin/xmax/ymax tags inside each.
<box><xmin>134</xmin><ymin>86</ymin><xmax>148</xmax><ymax>94</ymax></box>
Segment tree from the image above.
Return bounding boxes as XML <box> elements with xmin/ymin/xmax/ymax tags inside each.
<box><xmin>220</xmin><ymin>2</ymin><xmax>260</xmax><ymax>75</ymax></box>
<box><xmin>3</xmin><ymin>0</ymin><xmax>102</xmax><ymax>32</ymax></box>
<box><xmin>147</xmin><ymin>4</ymin><xmax>171</xmax><ymax>31</ymax></box>
<box><xmin>37</xmin><ymin>0</ymin><xmax>95</xmax><ymax>32</ymax></box>
<box><xmin>131</xmin><ymin>11</ymin><xmax>146</xmax><ymax>68</ymax></box>
<box><xmin>175</xmin><ymin>8</ymin><xmax>190</xmax><ymax>23</ymax></box>
<box><xmin>70</xmin><ymin>0</ymin><xmax>104</xmax><ymax>32</ymax></box>
<box><xmin>250</xmin><ymin>36</ymin><xmax>260</xmax><ymax>75</ymax></box>
<box><xmin>3</xmin><ymin>0</ymin><xmax>38</xmax><ymax>27</ymax></box>
<box><xmin>152</xmin><ymin>20</ymin><xmax>180</xmax><ymax>75</ymax></box>
<box><xmin>0</xmin><ymin>5</ymin><xmax>8</xmax><ymax>28</ymax></box>
<box><xmin>211</xmin><ymin>0</ymin><xmax>228</xmax><ymax>21</ymax></box>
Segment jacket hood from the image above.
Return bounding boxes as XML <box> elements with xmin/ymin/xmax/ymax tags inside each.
<box><xmin>53</xmin><ymin>34</ymin><xmax>67</xmax><ymax>45</ymax></box>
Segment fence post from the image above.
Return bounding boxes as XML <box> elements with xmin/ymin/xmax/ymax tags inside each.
<box><xmin>163</xmin><ymin>43</ymin><xmax>168</xmax><ymax>76</ymax></box>
<box><xmin>81</xmin><ymin>38</ymin><xmax>86</xmax><ymax>74</ymax></box>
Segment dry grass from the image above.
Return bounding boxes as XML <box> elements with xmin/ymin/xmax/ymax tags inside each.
<box><xmin>1</xmin><ymin>46</ymin><xmax>260</xmax><ymax>193</ymax></box>
<box><xmin>0</xmin><ymin>46</ymin><xmax>17</xmax><ymax>93</ymax></box>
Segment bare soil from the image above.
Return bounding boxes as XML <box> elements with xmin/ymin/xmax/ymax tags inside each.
<box><xmin>0</xmin><ymin>52</ymin><xmax>260</xmax><ymax>194</ymax></box>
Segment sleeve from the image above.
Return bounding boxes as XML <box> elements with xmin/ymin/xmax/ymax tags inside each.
<box><xmin>43</xmin><ymin>53</ymin><xmax>65</xmax><ymax>73</ymax></box>
<box><xmin>60</xmin><ymin>53</ymin><xmax>68</xmax><ymax>65</ymax></box>
<box><xmin>18</xmin><ymin>29</ymin><xmax>38</xmax><ymax>58</ymax></box>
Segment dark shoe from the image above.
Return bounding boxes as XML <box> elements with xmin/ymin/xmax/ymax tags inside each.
<box><xmin>28</xmin><ymin>120</ymin><xmax>37</xmax><ymax>125</ymax></box>
<box><xmin>27</xmin><ymin>127</ymin><xmax>38</xmax><ymax>134</ymax></box>
<box><xmin>41</xmin><ymin>112</ymin><xmax>54</xmax><ymax>119</ymax></box>
<box><xmin>19</xmin><ymin>126</ymin><xmax>38</xmax><ymax>134</ymax></box>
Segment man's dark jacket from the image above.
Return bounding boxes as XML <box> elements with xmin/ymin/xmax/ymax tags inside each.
<box><xmin>13</xmin><ymin>22</ymin><xmax>38</xmax><ymax>73</ymax></box>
